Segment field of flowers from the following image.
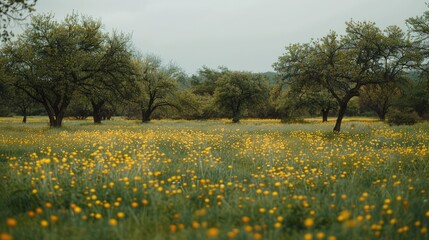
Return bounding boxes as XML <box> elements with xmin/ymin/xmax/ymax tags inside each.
<box><xmin>0</xmin><ymin>117</ymin><xmax>428</xmax><ymax>240</ymax></box>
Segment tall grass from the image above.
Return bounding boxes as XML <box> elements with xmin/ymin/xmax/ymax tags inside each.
<box><xmin>0</xmin><ymin>117</ymin><xmax>428</xmax><ymax>239</ymax></box>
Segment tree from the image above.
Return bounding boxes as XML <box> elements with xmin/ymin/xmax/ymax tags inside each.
<box><xmin>77</xmin><ymin>32</ymin><xmax>136</xmax><ymax>124</ymax></box>
<box><xmin>2</xmin><ymin>13</ymin><xmax>135</xmax><ymax>127</ymax></box>
<box><xmin>214</xmin><ymin>71</ymin><xmax>269</xmax><ymax>123</ymax></box>
<box><xmin>274</xmin><ymin>21</ymin><xmax>418</xmax><ymax>132</ymax></box>
<box><xmin>132</xmin><ymin>56</ymin><xmax>182</xmax><ymax>122</ymax></box>
<box><xmin>407</xmin><ymin>4</ymin><xmax>429</xmax><ymax>78</ymax></box>
<box><xmin>0</xmin><ymin>58</ymin><xmax>38</xmax><ymax>121</ymax></box>
<box><xmin>11</xmin><ymin>87</ymin><xmax>36</xmax><ymax>123</ymax></box>
<box><xmin>191</xmin><ymin>66</ymin><xmax>229</xmax><ymax>95</ymax></box>
<box><xmin>0</xmin><ymin>0</ymin><xmax>37</xmax><ymax>41</ymax></box>
<box><xmin>359</xmin><ymin>82</ymin><xmax>401</xmax><ymax>120</ymax></box>
<box><xmin>395</xmin><ymin>78</ymin><xmax>429</xmax><ymax>117</ymax></box>
<box><xmin>66</xmin><ymin>94</ymin><xmax>92</xmax><ymax>120</ymax></box>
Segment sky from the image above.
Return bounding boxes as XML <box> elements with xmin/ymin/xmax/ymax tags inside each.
<box><xmin>31</xmin><ymin>0</ymin><xmax>426</xmax><ymax>75</ymax></box>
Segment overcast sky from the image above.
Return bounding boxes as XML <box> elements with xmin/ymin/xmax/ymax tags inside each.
<box><xmin>33</xmin><ymin>0</ymin><xmax>425</xmax><ymax>74</ymax></box>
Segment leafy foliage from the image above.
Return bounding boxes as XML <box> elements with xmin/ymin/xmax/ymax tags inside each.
<box><xmin>1</xmin><ymin>13</ymin><xmax>135</xmax><ymax>127</ymax></box>
<box><xmin>131</xmin><ymin>55</ymin><xmax>184</xmax><ymax>122</ymax></box>
<box><xmin>214</xmin><ymin>71</ymin><xmax>269</xmax><ymax>123</ymax></box>
<box><xmin>387</xmin><ymin>109</ymin><xmax>420</xmax><ymax>125</ymax></box>
<box><xmin>274</xmin><ymin>21</ymin><xmax>418</xmax><ymax>131</ymax></box>
<box><xmin>0</xmin><ymin>0</ymin><xmax>37</xmax><ymax>41</ymax></box>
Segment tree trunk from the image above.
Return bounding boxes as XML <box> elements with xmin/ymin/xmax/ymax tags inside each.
<box><xmin>49</xmin><ymin>113</ymin><xmax>63</xmax><ymax>128</ymax></box>
<box><xmin>53</xmin><ymin>116</ymin><xmax>63</xmax><ymax>128</ymax></box>
<box><xmin>93</xmin><ymin>114</ymin><xmax>102</xmax><ymax>124</ymax></box>
<box><xmin>333</xmin><ymin>103</ymin><xmax>347</xmax><ymax>132</ymax></box>
<box><xmin>41</xmin><ymin>101</ymin><xmax>65</xmax><ymax>128</ymax></box>
<box><xmin>377</xmin><ymin>111</ymin><xmax>386</xmax><ymax>121</ymax></box>
<box><xmin>19</xmin><ymin>105</ymin><xmax>28</xmax><ymax>123</ymax></box>
<box><xmin>232</xmin><ymin>111</ymin><xmax>240</xmax><ymax>123</ymax></box>
<box><xmin>142</xmin><ymin>108</ymin><xmax>152</xmax><ymax>122</ymax></box>
<box><xmin>322</xmin><ymin>109</ymin><xmax>329</xmax><ymax>122</ymax></box>
<box><xmin>91</xmin><ymin>100</ymin><xmax>105</xmax><ymax>124</ymax></box>
<box><xmin>48</xmin><ymin>115</ymin><xmax>55</xmax><ymax>127</ymax></box>
<box><xmin>231</xmin><ymin>103</ymin><xmax>241</xmax><ymax>123</ymax></box>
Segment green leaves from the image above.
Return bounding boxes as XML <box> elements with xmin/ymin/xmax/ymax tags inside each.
<box><xmin>274</xmin><ymin>20</ymin><xmax>418</xmax><ymax>131</ymax></box>
<box><xmin>214</xmin><ymin>71</ymin><xmax>269</xmax><ymax>122</ymax></box>
<box><xmin>2</xmin><ymin>13</ymin><xmax>135</xmax><ymax>127</ymax></box>
<box><xmin>0</xmin><ymin>0</ymin><xmax>37</xmax><ymax>41</ymax></box>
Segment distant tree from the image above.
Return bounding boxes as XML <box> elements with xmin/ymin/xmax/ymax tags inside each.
<box><xmin>274</xmin><ymin>21</ymin><xmax>418</xmax><ymax>132</ymax></box>
<box><xmin>2</xmin><ymin>13</ymin><xmax>135</xmax><ymax>127</ymax></box>
<box><xmin>132</xmin><ymin>56</ymin><xmax>182</xmax><ymax>122</ymax></box>
<box><xmin>214</xmin><ymin>71</ymin><xmax>269</xmax><ymax>123</ymax></box>
<box><xmin>191</xmin><ymin>66</ymin><xmax>229</xmax><ymax>95</ymax></box>
<box><xmin>77</xmin><ymin>32</ymin><xmax>136</xmax><ymax>124</ymax></box>
<box><xmin>407</xmin><ymin>4</ymin><xmax>429</xmax><ymax>79</ymax></box>
<box><xmin>0</xmin><ymin>0</ymin><xmax>37</xmax><ymax>41</ymax></box>
<box><xmin>395</xmin><ymin>78</ymin><xmax>429</xmax><ymax>117</ymax></box>
<box><xmin>275</xmin><ymin>76</ymin><xmax>337</xmax><ymax>122</ymax></box>
<box><xmin>0</xmin><ymin>59</ymin><xmax>37</xmax><ymax>121</ymax></box>
<box><xmin>359</xmin><ymin>82</ymin><xmax>402</xmax><ymax>121</ymax></box>
<box><xmin>11</xmin><ymin>87</ymin><xmax>36</xmax><ymax>123</ymax></box>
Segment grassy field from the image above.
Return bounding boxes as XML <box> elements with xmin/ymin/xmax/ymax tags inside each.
<box><xmin>0</xmin><ymin>117</ymin><xmax>428</xmax><ymax>240</ymax></box>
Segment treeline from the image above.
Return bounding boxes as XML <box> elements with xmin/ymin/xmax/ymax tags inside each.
<box><xmin>0</xmin><ymin>7</ymin><xmax>429</xmax><ymax>131</ymax></box>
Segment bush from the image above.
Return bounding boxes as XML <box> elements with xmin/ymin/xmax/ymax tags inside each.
<box><xmin>387</xmin><ymin>109</ymin><xmax>420</xmax><ymax>126</ymax></box>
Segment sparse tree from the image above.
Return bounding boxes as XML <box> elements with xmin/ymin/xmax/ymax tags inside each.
<box><xmin>0</xmin><ymin>0</ymin><xmax>37</xmax><ymax>41</ymax></box>
<box><xmin>274</xmin><ymin>21</ymin><xmax>418</xmax><ymax>131</ymax></box>
<box><xmin>214</xmin><ymin>71</ymin><xmax>269</xmax><ymax>123</ymax></box>
<box><xmin>359</xmin><ymin>82</ymin><xmax>402</xmax><ymax>121</ymax></box>
<box><xmin>132</xmin><ymin>56</ymin><xmax>182</xmax><ymax>122</ymax></box>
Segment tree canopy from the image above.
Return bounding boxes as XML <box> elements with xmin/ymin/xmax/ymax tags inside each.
<box><xmin>214</xmin><ymin>71</ymin><xmax>269</xmax><ymax>123</ymax></box>
<box><xmin>0</xmin><ymin>0</ymin><xmax>37</xmax><ymax>41</ymax></box>
<box><xmin>274</xmin><ymin>21</ymin><xmax>418</xmax><ymax>131</ymax></box>
<box><xmin>1</xmin><ymin>13</ymin><xmax>135</xmax><ymax>127</ymax></box>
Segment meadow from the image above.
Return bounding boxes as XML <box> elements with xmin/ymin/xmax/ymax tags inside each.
<box><xmin>0</xmin><ymin>117</ymin><xmax>428</xmax><ymax>240</ymax></box>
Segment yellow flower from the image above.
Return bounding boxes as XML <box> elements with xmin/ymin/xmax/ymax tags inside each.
<box><xmin>337</xmin><ymin>210</ymin><xmax>351</xmax><ymax>222</ymax></box>
<box><xmin>242</xmin><ymin>216</ymin><xmax>250</xmax><ymax>223</ymax></box>
<box><xmin>316</xmin><ymin>232</ymin><xmax>325</xmax><ymax>239</ymax></box>
<box><xmin>109</xmin><ymin>218</ymin><xmax>118</xmax><ymax>226</ymax></box>
<box><xmin>304</xmin><ymin>233</ymin><xmax>313</xmax><ymax>240</ymax></box>
<box><xmin>0</xmin><ymin>233</ymin><xmax>13</xmax><ymax>240</ymax></box>
<box><xmin>50</xmin><ymin>215</ymin><xmax>59</xmax><ymax>223</ymax></box>
<box><xmin>253</xmin><ymin>233</ymin><xmax>262</xmax><ymax>240</ymax></box>
<box><xmin>304</xmin><ymin>218</ymin><xmax>314</xmax><ymax>228</ymax></box>
<box><xmin>207</xmin><ymin>228</ymin><xmax>219</xmax><ymax>238</ymax></box>
<box><xmin>73</xmin><ymin>206</ymin><xmax>82</xmax><ymax>214</ymax></box>
<box><xmin>40</xmin><ymin>220</ymin><xmax>49</xmax><ymax>228</ymax></box>
<box><xmin>6</xmin><ymin>218</ymin><xmax>17</xmax><ymax>227</ymax></box>
<box><xmin>191</xmin><ymin>221</ymin><xmax>200</xmax><ymax>229</ymax></box>
<box><xmin>26</xmin><ymin>211</ymin><xmax>35</xmax><ymax>218</ymax></box>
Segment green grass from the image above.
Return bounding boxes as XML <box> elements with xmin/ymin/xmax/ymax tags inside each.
<box><xmin>0</xmin><ymin>117</ymin><xmax>428</xmax><ymax>240</ymax></box>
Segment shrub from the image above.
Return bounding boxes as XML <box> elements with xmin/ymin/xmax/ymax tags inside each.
<box><xmin>387</xmin><ymin>109</ymin><xmax>420</xmax><ymax>126</ymax></box>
